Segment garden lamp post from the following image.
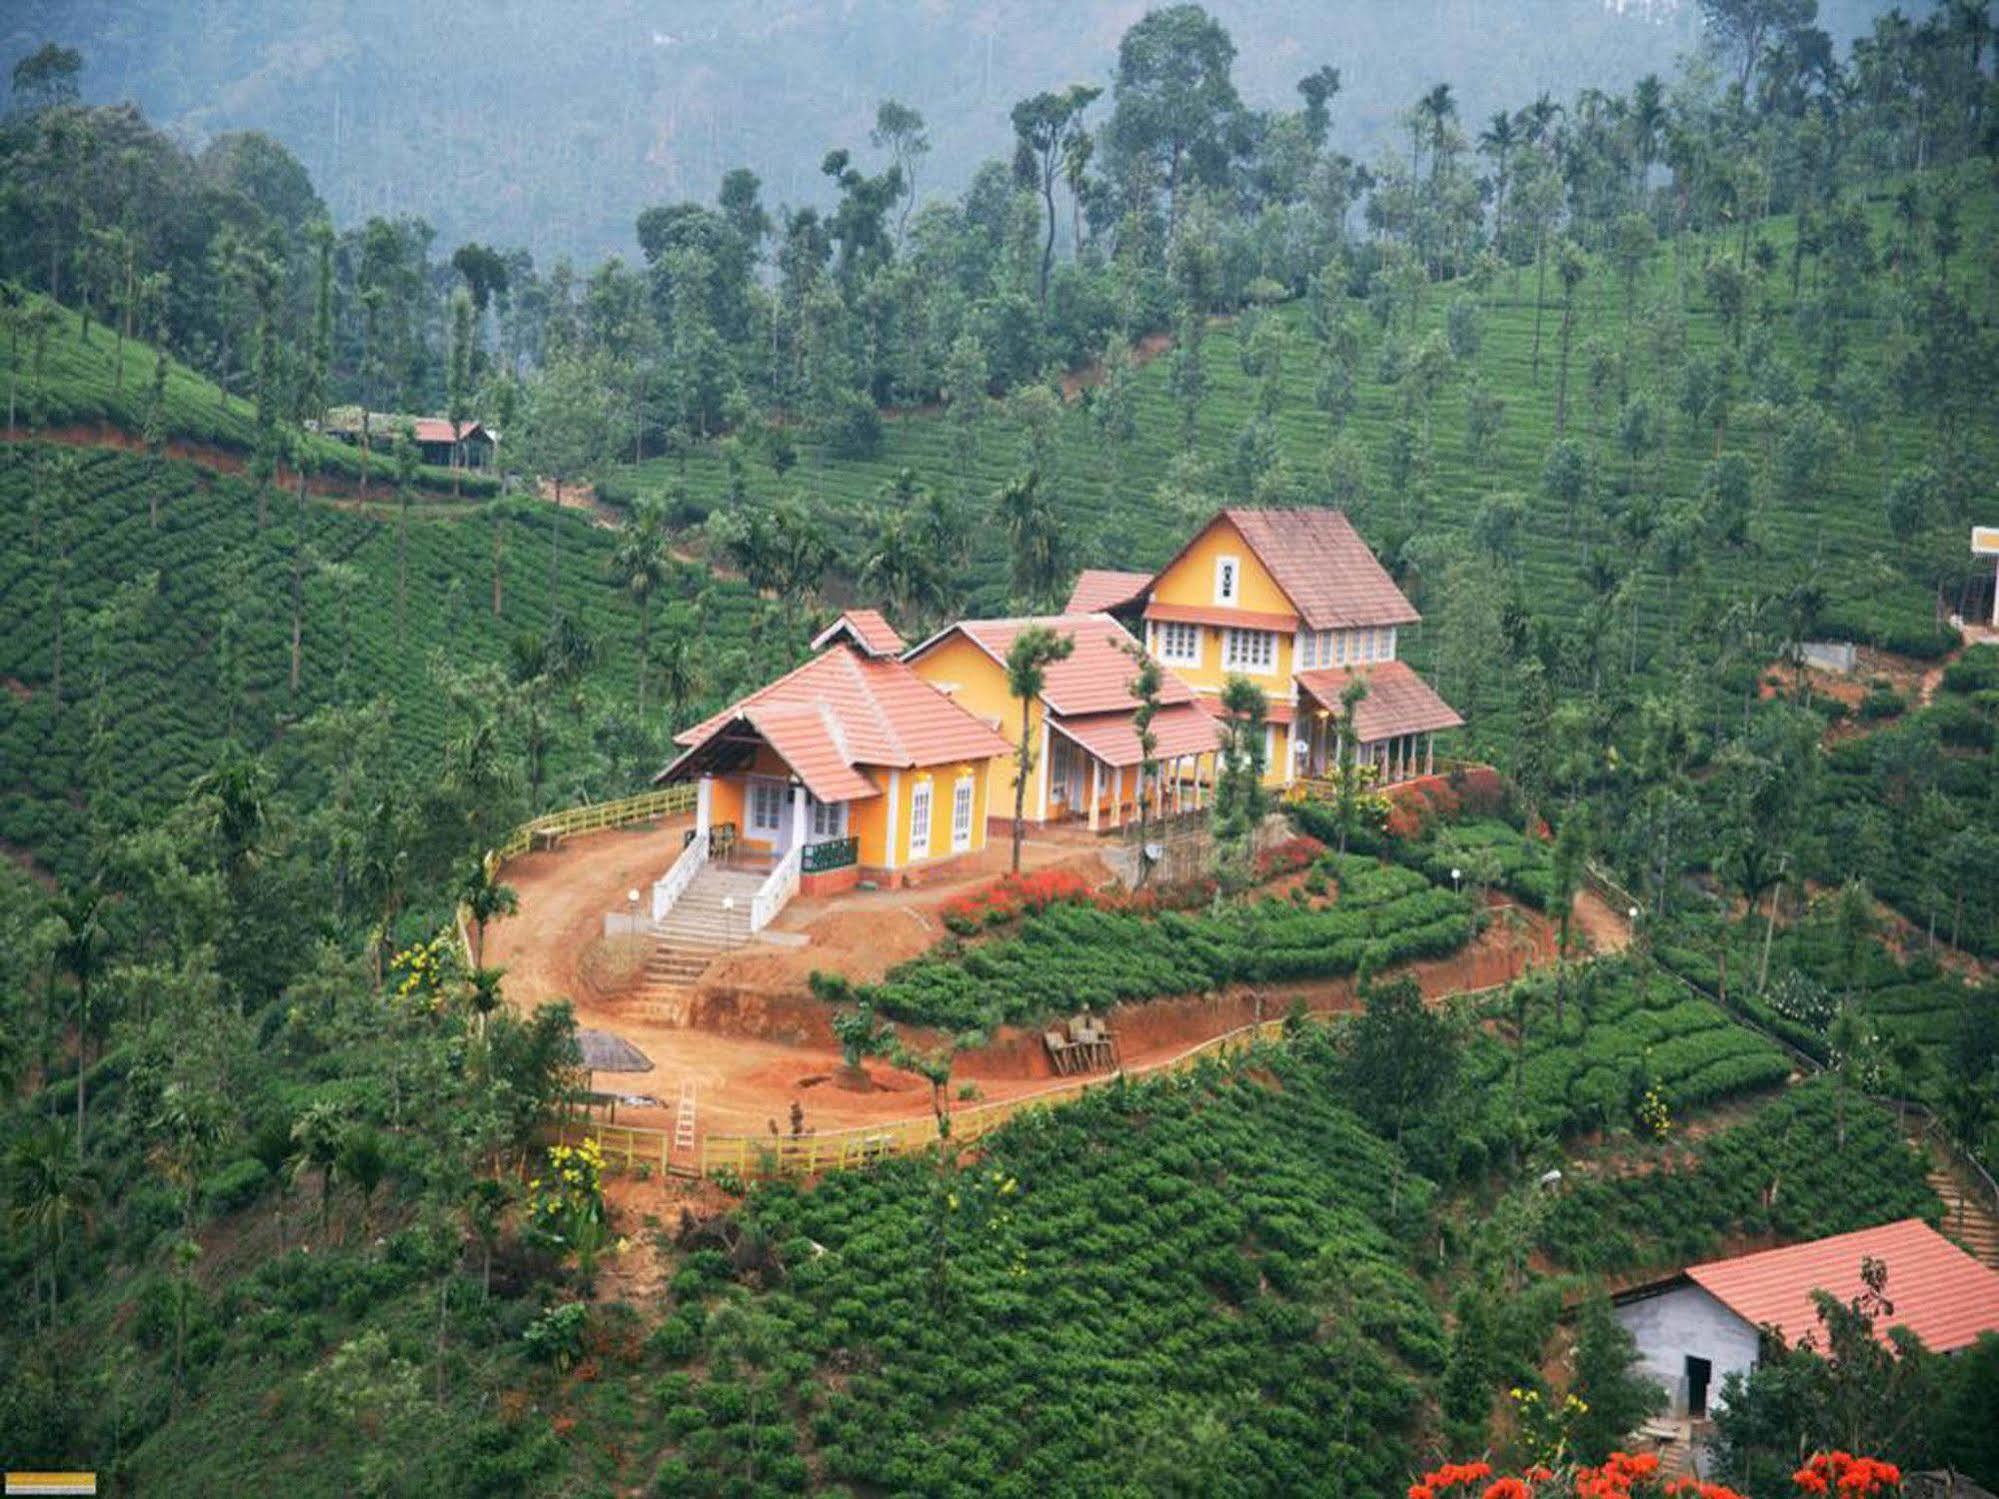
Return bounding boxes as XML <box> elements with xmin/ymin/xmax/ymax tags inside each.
<box><xmin>628</xmin><ymin>887</ymin><xmax>640</xmax><ymax>930</ymax></box>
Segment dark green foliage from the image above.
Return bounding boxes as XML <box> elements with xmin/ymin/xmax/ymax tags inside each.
<box><xmin>1538</xmin><ymin>1080</ymin><xmax>1938</xmax><ymax>1273</ymax></box>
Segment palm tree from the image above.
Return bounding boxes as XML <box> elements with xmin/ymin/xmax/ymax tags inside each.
<box><xmin>459</xmin><ymin>857</ymin><xmax>519</xmax><ymax>969</ymax></box>
<box><xmin>50</xmin><ymin>879</ymin><xmax>105</xmax><ymax>1153</ymax></box>
<box><xmin>1478</xmin><ymin>112</ymin><xmax>1518</xmax><ymax>251</ymax></box>
<box><xmin>338</xmin><ymin>1128</ymin><xmax>388</xmax><ymax>1242</ymax></box>
<box><xmin>288</xmin><ymin>1103</ymin><xmax>345</xmax><ymax>1236</ymax></box>
<box><xmin>610</xmin><ymin>495</ymin><xmax>672</xmax><ymax>719</ymax></box>
<box><xmin>1003</xmin><ymin>625</ymin><xmax>1075</xmax><ymax>872</ymax></box>
<box><xmin>466</xmin><ymin>965</ymin><xmax>507</xmax><ymax>1040</ymax></box>
<box><xmin>655</xmin><ymin>633</ymin><xmax>704</xmax><ymax>733</ymax></box>
<box><xmin>1417</xmin><ymin>83</ymin><xmax>1457</xmax><ymax>184</ymax></box>
<box><xmin>8</xmin><ymin>1121</ymin><xmax>97</xmax><ymax>1329</ymax></box>
<box><xmin>991</xmin><ymin>470</ymin><xmax>1063</xmax><ymax>610</ymax></box>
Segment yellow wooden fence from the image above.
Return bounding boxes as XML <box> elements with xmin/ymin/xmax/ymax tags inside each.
<box><xmin>493</xmin><ymin>784</ymin><xmax>697</xmax><ymax>862</ymax></box>
<box><xmin>697</xmin><ymin>1016</ymin><xmax>1292</xmax><ymax>1182</ymax></box>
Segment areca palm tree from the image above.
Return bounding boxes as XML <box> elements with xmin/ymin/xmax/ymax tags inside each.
<box><xmin>9</xmin><ymin>1121</ymin><xmax>97</xmax><ymax>1328</ymax></box>
<box><xmin>1004</xmin><ymin>625</ymin><xmax>1075</xmax><ymax>872</ymax></box>
<box><xmin>459</xmin><ymin>857</ymin><xmax>519</xmax><ymax>969</ymax></box>
<box><xmin>1478</xmin><ymin>111</ymin><xmax>1518</xmax><ymax>250</ymax></box>
<box><xmin>610</xmin><ymin>495</ymin><xmax>672</xmax><ymax>719</ymax></box>
<box><xmin>991</xmin><ymin>470</ymin><xmax>1063</xmax><ymax>611</ymax></box>
<box><xmin>655</xmin><ymin>631</ymin><xmax>704</xmax><ymax>733</ymax></box>
<box><xmin>466</xmin><ymin>965</ymin><xmax>507</xmax><ymax>1040</ymax></box>
<box><xmin>51</xmin><ymin>879</ymin><xmax>106</xmax><ymax>1152</ymax></box>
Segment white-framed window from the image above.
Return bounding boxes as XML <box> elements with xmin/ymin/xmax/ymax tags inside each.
<box><xmin>1156</xmin><ymin>620</ymin><xmax>1201</xmax><ymax>665</ymax></box>
<box><xmin>1224</xmin><ymin>627</ymin><xmax>1276</xmax><ymax>673</ymax></box>
<box><xmin>748</xmin><ymin>779</ymin><xmax>785</xmax><ymax>834</ymax></box>
<box><xmin>951</xmin><ymin>775</ymin><xmax>975</xmax><ymax>851</ymax></box>
<box><xmin>808</xmin><ymin>794</ymin><xmax>846</xmax><ymax>840</ymax></box>
<box><xmin>1335</xmin><ymin>631</ymin><xmax>1351</xmax><ymax>666</ymax></box>
<box><xmin>1215</xmin><ymin>555</ymin><xmax>1241</xmax><ymax>605</ymax></box>
<box><xmin>909</xmin><ymin>780</ymin><xmax>932</xmax><ymax>855</ymax></box>
<box><xmin>1382</xmin><ymin>627</ymin><xmax>1397</xmax><ymax>662</ymax></box>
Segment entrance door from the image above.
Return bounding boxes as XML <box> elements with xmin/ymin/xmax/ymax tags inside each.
<box><xmin>1685</xmin><ymin>1355</ymin><xmax>1712</xmax><ymax>1418</ymax></box>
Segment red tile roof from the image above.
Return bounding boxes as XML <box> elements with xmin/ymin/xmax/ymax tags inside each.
<box><xmin>1686</xmin><ymin>1219</ymin><xmax>1999</xmax><ymax>1355</ymax></box>
<box><xmin>410</xmin><ymin>416</ymin><xmax>487</xmax><ymax>445</ymax></box>
<box><xmin>1295</xmin><ymin>661</ymin><xmax>1464</xmax><ymax>741</ymax></box>
<box><xmin>909</xmin><ymin>614</ymin><xmax>1196</xmax><ymax>718</ymax></box>
<box><xmin>1143</xmin><ymin>600</ymin><xmax>1299</xmax><ymax>633</ymax></box>
<box><xmin>1064</xmin><ymin>569</ymin><xmax>1154</xmax><ymax>616</ymax></box>
<box><xmin>1194</xmin><ymin>695</ymin><xmax>1297</xmax><ymax>726</ymax></box>
<box><xmin>660</xmin><ymin>645</ymin><xmax>1010</xmax><ymax>804</ymax></box>
<box><xmin>1154</xmin><ymin>508</ymin><xmax>1419</xmax><ymax>631</ymax></box>
<box><xmin>1050</xmin><ymin>701</ymin><xmax>1222</xmax><ymax>768</ymax></box>
<box><xmin>811</xmin><ymin>608</ymin><xmax>906</xmax><ymax>658</ymax></box>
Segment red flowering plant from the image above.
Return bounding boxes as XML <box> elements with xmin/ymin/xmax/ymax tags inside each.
<box><xmin>1252</xmin><ymin>834</ymin><xmax>1326</xmax><ymax>882</ymax></box>
<box><xmin>1406</xmin><ymin>1448</ymin><xmax>1906</xmax><ymax>1499</ymax></box>
<box><xmin>938</xmin><ymin>869</ymin><xmax>1098</xmax><ymax>934</ymax></box>
<box><xmin>1791</xmin><ymin>1452</ymin><xmax>1901</xmax><ymax>1497</ymax></box>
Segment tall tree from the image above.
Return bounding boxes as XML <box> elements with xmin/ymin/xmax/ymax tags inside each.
<box><xmin>1012</xmin><ymin>84</ymin><xmax>1102</xmax><ymax>305</ymax></box>
<box><xmin>610</xmin><ymin>494</ymin><xmax>672</xmax><ymax>719</ymax></box>
<box><xmin>1004</xmin><ymin>626</ymin><xmax>1076</xmax><ymax>872</ymax></box>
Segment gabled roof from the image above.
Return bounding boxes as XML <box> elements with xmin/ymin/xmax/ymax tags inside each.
<box><xmin>1295</xmin><ymin>661</ymin><xmax>1464</xmax><ymax>741</ymax></box>
<box><xmin>658</xmin><ymin>645</ymin><xmax>1010</xmax><ymax>803</ymax></box>
<box><xmin>1064</xmin><ymin>569</ymin><xmax>1154</xmax><ymax>616</ymax></box>
<box><xmin>1156</xmin><ymin>508</ymin><xmax>1419</xmax><ymax>631</ymax></box>
<box><xmin>1685</xmin><ymin>1219</ymin><xmax>1999</xmax><ymax>1354</ymax></box>
<box><xmin>1049</xmin><ymin>701</ymin><xmax>1222</xmax><ymax>769</ymax></box>
<box><xmin>906</xmin><ymin>614</ymin><xmax>1196</xmax><ymax>719</ymax></box>
<box><xmin>811</xmin><ymin>608</ymin><xmax>906</xmax><ymax>658</ymax></box>
<box><xmin>409</xmin><ymin>416</ymin><xmax>489</xmax><ymax>446</ymax></box>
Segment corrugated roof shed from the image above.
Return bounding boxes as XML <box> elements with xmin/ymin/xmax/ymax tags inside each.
<box><xmin>1687</xmin><ymin>1218</ymin><xmax>1999</xmax><ymax>1354</ymax></box>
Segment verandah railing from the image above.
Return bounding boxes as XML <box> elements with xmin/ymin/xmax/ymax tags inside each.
<box><xmin>492</xmin><ymin>784</ymin><xmax>697</xmax><ymax>863</ymax></box>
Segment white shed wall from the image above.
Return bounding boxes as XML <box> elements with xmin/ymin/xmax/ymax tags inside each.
<box><xmin>1615</xmin><ymin>1284</ymin><xmax>1762</xmax><ymax>1418</ymax></box>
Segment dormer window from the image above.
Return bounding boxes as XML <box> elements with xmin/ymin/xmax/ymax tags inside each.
<box><xmin>1215</xmin><ymin>555</ymin><xmax>1241</xmax><ymax>606</ymax></box>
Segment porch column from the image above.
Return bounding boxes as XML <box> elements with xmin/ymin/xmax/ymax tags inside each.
<box><xmin>1111</xmin><ymin>765</ymin><xmax>1123</xmax><ymax>829</ymax></box>
<box><xmin>791</xmin><ymin>780</ymin><xmax>809</xmax><ymax>850</ymax></box>
<box><xmin>1426</xmin><ymin>734</ymin><xmax>1435</xmax><ymax>776</ymax></box>
<box><xmin>1089</xmin><ymin>758</ymin><xmax>1102</xmax><ymax>833</ymax></box>
<box><xmin>697</xmin><ymin>775</ymin><xmax>713</xmax><ymax>837</ymax></box>
<box><xmin>1035</xmin><ymin>721</ymin><xmax>1051</xmax><ymax>824</ymax></box>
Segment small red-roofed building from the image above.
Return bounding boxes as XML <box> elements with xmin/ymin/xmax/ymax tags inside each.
<box><xmin>1614</xmin><ymin>1219</ymin><xmax>1999</xmax><ymax>1422</ymax></box>
<box><xmin>1062</xmin><ymin>568</ymin><xmax>1154</xmax><ymax>620</ymax></box>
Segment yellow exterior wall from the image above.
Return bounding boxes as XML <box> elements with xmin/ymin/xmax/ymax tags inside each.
<box><xmin>897</xmin><ymin>759</ymin><xmax>991</xmax><ymax>867</ymax></box>
<box><xmin>705</xmin><ymin>755</ymin><xmax>991</xmax><ymax>873</ymax></box>
<box><xmin>906</xmin><ymin>633</ymin><xmax>1041</xmax><ymax>819</ymax></box>
<box><xmin>1145</xmin><ymin>517</ymin><xmax>1298</xmax><ymax>694</ymax></box>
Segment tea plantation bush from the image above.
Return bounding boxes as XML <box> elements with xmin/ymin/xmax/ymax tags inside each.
<box><xmin>1454</xmin><ymin>960</ymin><xmax>1793</xmax><ymax>1164</ymax></box>
<box><xmin>1538</xmin><ymin>1079</ymin><xmax>1938</xmax><ymax>1272</ymax></box>
<box><xmin>0</xmin><ymin>444</ymin><xmax>758</xmax><ymax>874</ymax></box>
<box><xmin>1403</xmin><ymin>817</ymin><xmax>1553</xmax><ymax>909</ymax></box>
<box><xmin>857</xmin><ymin>854</ymin><xmax>1472</xmax><ymax>1031</ymax></box>
<box><xmin>674</xmin><ymin>1031</ymin><xmax>1444</xmax><ymax>1495</ymax></box>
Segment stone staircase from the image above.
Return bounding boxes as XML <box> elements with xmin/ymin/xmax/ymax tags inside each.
<box><xmin>1927</xmin><ymin>1162</ymin><xmax>1999</xmax><ymax>1270</ymax></box>
<box><xmin>626</xmin><ymin>865</ymin><xmax>769</xmax><ymax>1024</ymax></box>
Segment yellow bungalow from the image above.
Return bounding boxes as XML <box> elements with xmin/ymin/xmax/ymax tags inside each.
<box><xmin>653</xmin><ymin>612</ymin><xmax>1012</xmax><ymax>915</ymax></box>
<box><xmin>1134</xmin><ymin>507</ymin><xmax>1460</xmax><ymax>787</ymax></box>
<box><xmin>903</xmin><ymin>613</ymin><xmax>1224</xmax><ymax>832</ymax></box>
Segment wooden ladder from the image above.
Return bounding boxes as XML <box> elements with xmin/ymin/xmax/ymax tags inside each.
<box><xmin>673</xmin><ymin>1081</ymin><xmax>698</xmax><ymax>1168</ymax></box>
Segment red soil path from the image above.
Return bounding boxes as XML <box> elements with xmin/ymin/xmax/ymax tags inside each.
<box><xmin>486</xmin><ymin>817</ymin><xmax>1607</xmax><ymax>1149</ymax></box>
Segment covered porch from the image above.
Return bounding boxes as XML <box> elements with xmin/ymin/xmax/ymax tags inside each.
<box><xmin>1294</xmin><ymin>661</ymin><xmax>1464</xmax><ymax>787</ymax></box>
<box><xmin>1045</xmin><ymin>701</ymin><xmax>1225</xmax><ymax>834</ymax></box>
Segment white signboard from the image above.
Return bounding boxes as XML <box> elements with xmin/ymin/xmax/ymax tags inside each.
<box><xmin>1975</xmin><ymin>526</ymin><xmax>1999</xmax><ymax>557</ymax></box>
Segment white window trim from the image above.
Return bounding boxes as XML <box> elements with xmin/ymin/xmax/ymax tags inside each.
<box><xmin>747</xmin><ymin>777</ymin><xmax>785</xmax><ymax>835</ymax></box>
<box><xmin>808</xmin><ymin>794</ymin><xmax>847</xmax><ymax>841</ymax></box>
<box><xmin>1155</xmin><ymin>618</ymin><xmax>1202</xmax><ymax>667</ymax></box>
<box><xmin>1224</xmin><ymin>626</ymin><xmax>1278</xmax><ymax>676</ymax></box>
<box><xmin>909</xmin><ymin>780</ymin><xmax>933</xmax><ymax>857</ymax></box>
<box><xmin>1383</xmin><ymin>627</ymin><xmax>1398</xmax><ymax>662</ymax></box>
<box><xmin>1214</xmin><ymin>554</ymin><xmax>1241</xmax><ymax>606</ymax></box>
<box><xmin>951</xmin><ymin>774</ymin><xmax>975</xmax><ymax>852</ymax></box>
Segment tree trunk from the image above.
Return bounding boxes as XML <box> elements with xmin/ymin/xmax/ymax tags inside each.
<box><xmin>73</xmin><ymin>971</ymin><xmax>88</xmax><ymax>1152</ymax></box>
<box><xmin>1531</xmin><ymin>238</ymin><xmax>1548</xmax><ymax>381</ymax></box>
<box><xmin>492</xmin><ymin>509</ymin><xmax>504</xmax><ymax>618</ymax></box>
<box><xmin>1011</xmin><ymin>700</ymin><xmax>1032</xmax><ymax>873</ymax></box>
<box><xmin>290</xmin><ymin>471</ymin><xmax>308</xmax><ymax>700</ymax></box>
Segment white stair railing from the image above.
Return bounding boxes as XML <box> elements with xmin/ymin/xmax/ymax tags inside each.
<box><xmin>651</xmin><ymin>833</ymin><xmax>710</xmax><ymax>922</ymax></box>
<box><xmin>748</xmin><ymin>843</ymin><xmax>803</xmax><ymax>933</ymax></box>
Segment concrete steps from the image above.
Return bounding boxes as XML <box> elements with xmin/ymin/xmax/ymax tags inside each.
<box><xmin>1928</xmin><ymin>1166</ymin><xmax>1999</xmax><ymax>1270</ymax></box>
<box><xmin>624</xmin><ymin>865</ymin><xmax>774</xmax><ymax>1026</ymax></box>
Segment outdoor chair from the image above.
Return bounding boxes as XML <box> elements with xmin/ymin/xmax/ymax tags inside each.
<box><xmin>1043</xmin><ymin>1030</ymin><xmax>1079</xmax><ymax>1076</ymax></box>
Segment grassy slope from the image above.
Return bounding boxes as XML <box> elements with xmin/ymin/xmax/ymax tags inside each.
<box><xmin>621</xmin><ymin>166</ymin><xmax>1999</xmax><ymax>758</ymax></box>
<box><xmin>0</xmin><ymin>289</ymin><xmax>487</xmax><ymax>495</ymax></box>
<box><xmin>0</xmin><ymin>442</ymin><xmax>757</xmax><ymax>875</ymax></box>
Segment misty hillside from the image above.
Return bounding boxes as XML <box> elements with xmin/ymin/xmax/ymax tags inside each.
<box><xmin>0</xmin><ymin>0</ymin><xmax>1784</xmax><ymax>261</ymax></box>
